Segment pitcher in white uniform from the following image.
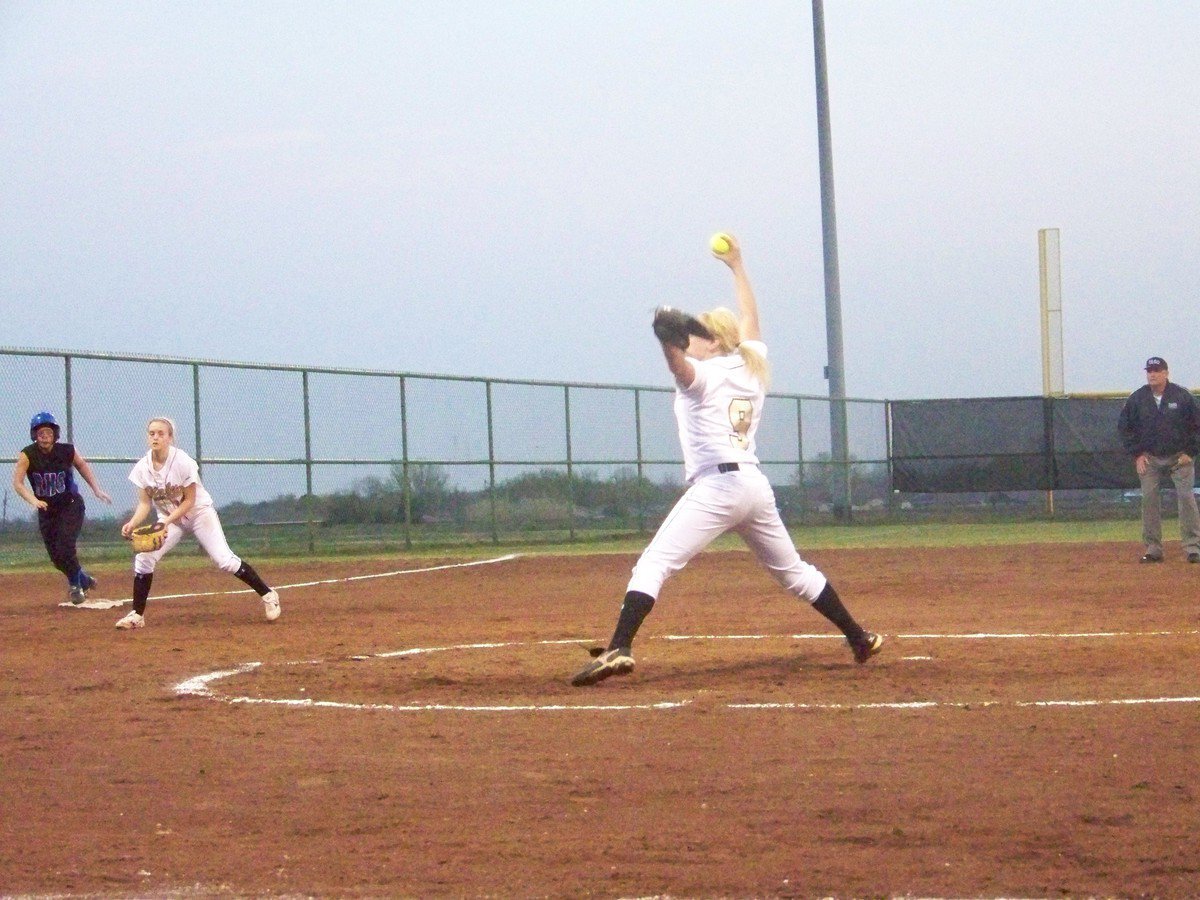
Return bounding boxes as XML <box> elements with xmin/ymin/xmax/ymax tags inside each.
<box><xmin>113</xmin><ymin>417</ymin><xmax>281</xmax><ymax>629</ymax></box>
<box><xmin>572</xmin><ymin>235</ymin><xmax>881</xmax><ymax>686</ymax></box>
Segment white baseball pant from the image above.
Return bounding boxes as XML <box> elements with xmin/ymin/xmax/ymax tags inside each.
<box><xmin>133</xmin><ymin>506</ymin><xmax>242</xmax><ymax>576</ymax></box>
<box><xmin>626</xmin><ymin>465</ymin><xmax>827</xmax><ymax>602</ymax></box>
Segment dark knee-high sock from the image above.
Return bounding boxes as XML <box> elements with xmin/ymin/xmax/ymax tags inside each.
<box><xmin>234</xmin><ymin>562</ymin><xmax>271</xmax><ymax>596</ymax></box>
<box><xmin>132</xmin><ymin>573</ymin><xmax>153</xmax><ymax>615</ymax></box>
<box><xmin>811</xmin><ymin>582</ymin><xmax>865</xmax><ymax>642</ymax></box>
<box><xmin>608</xmin><ymin>591</ymin><xmax>655</xmax><ymax>652</ymax></box>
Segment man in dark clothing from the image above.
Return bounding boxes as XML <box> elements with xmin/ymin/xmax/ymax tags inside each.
<box><xmin>1117</xmin><ymin>357</ymin><xmax>1200</xmax><ymax>563</ymax></box>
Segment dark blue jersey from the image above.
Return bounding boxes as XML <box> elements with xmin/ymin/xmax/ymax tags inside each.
<box><xmin>21</xmin><ymin>442</ymin><xmax>80</xmax><ymax>505</ymax></box>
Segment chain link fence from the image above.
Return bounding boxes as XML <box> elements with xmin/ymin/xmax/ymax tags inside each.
<box><xmin>1</xmin><ymin>348</ymin><xmax>889</xmax><ymax>558</ymax></box>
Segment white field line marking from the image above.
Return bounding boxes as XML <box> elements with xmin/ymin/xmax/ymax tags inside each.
<box><xmin>175</xmin><ymin>659</ymin><xmax>690</xmax><ymax>712</ymax></box>
<box><xmin>898</xmin><ymin>630</ymin><xmax>1197</xmax><ymax>639</ymax></box>
<box><xmin>227</xmin><ymin>697</ymin><xmax>692</xmax><ymax>713</ymax></box>
<box><xmin>173</xmin><ymin>631</ymin><xmax>1200</xmax><ymax>715</ymax></box>
<box><xmin>663</xmin><ymin>630</ymin><xmax>1200</xmax><ymax>640</ymax></box>
<box><xmin>349</xmin><ymin>630</ymin><xmax>1200</xmax><ymax>665</ymax></box>
<box><xmin>60</xmin><ymin>553</ymin><xmax>520</xmax><ymax>608</ymax></box>
<box><xmin>175</xmin><ymin>663</ymin><xmax>262</xmax><ymax>695</ymax></box>
<box><xmin>731</xmin><ymin>697</ymin><xmax>1200</xmax><ymax>710</ymax></box>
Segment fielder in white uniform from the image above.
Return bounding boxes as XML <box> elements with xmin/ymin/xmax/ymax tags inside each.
<box><xmin>113</xmin><ymin>417</ymin><xmax>281</xmax><ymax>629</ymax></box>
<box><xmin>572</xmin><ymin>235</ymin><xmax>881</xmax><ymax>685</ymax></box>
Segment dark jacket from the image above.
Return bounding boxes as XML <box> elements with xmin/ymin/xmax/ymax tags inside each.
<box><xmin>1117</xmin><ymin>382</ymin><xmax>1200</xmax><ymax>458</ymax></box>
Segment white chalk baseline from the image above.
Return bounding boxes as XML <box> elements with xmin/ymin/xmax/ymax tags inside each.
<box><xmin>174</xmin><ymin>630</ymin><xmax>1200</xmax><ymax>714</ymax></box>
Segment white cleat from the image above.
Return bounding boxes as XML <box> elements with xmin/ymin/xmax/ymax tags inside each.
<box><xmin>262</xmin><ymin>590</ymin><xmax>281</xmax><ymax>622</ymax></box>
<box><xmin>115</xmin><ymin>611</ymin><xmax>144</xmax><ymax>630</ymax></box>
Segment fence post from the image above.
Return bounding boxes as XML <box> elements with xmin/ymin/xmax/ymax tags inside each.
<box><xmin>400</xmin><ymin>376</ymin><xmax>411</xmax><ymax>550</ymax></box>
<box><xmin>192</xmin><ymin>364</ymin><xmax>202</xmax><ymax>476</ymax></box>
<box><xmin>486</xmin><ymin>381</ymin><xmax>498</xmax><ymax>544</ymax></box>
<box><xmin>302</xmin><ymin>369</ymin><xmax>315</xmax><ymax>553</ymax></box>
<box><xmin>796</xmin><ymin>397</ymin><xmax>805</xmax><ymax>521</ymax></box>
<box><xmin>634</xmin><ymin>388</ymin><xmax>645</xmax><ymax>534</ymax></box>
<box><xmin>565</xmin><ymin>384</ymin><xmax>576</xmax><ymax>542</ymax></box>
<box><xmin>64</xmin><ymin>355</ymin><xmax>74</xmax><ymax>441</ymax></box>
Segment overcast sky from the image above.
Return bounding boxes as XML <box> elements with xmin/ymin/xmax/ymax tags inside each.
<box><xmin>2</xmin><ymin>0</ymin><xmax>1198</xmax><ymax>400</ymax></box>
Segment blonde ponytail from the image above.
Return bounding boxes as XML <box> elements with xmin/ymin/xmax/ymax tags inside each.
<box><xmin>698</xmin><ymin>307</ymin><xmax>771</xmax><ymax>389</ymax></box>
<box><xmin>737</xmin><ymin>342</ymin><xmax>770</xmax><ymax>390</ymax></box>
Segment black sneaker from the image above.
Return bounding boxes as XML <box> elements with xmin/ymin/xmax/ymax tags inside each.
<box><xmin>571</xmin><ymin>648</ymin><xmax>634</xmax><ymax>686</ymax></box>
<box><xmin>1140</xmin><ymin>553</ymin><xmax>1164</xmax><ymax>563</ymax></box>
<box><xmin>1188</xmin><ymin>553</ymin><xmax>1200</xmax><ymax>564</ymax></box>
<box><xmin>850</xmin><ymin>632</ymin><xmax>883</xmax><ymax>664</ymax></box>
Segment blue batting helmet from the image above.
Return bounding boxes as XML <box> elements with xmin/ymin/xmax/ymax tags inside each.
<box><xmin>30</xmin><ymin>411</ymin><xmax>60</xmax><ymax>441</ymax></box>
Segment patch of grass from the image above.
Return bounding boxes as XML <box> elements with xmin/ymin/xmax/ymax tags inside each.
<box><xmin>0</xmin><ymin>516</ymin><xmax>1146</xmax><ymax>574</ymax></box>
<box><xmin>459</xmin><ymin>518</ymin><xmax>1144</xmax><ymax>556</ymax></box>
<box><xmin>783</xmin><ymin>519</ymin><xmax>1139</xmax><ymax>549</ymax></box>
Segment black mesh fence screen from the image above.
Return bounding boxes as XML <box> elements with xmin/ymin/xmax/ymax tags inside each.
<box><xmin>1051</xmin><ymin>397</ymin><xmax>1137</xmax><ymax>489</ymax></box>
<box><xmin>891</xmin><ymin>397</ymin><xmax>1051</xmax><ymax>492</ymax></box>
<box><xmin>891</xmin><ymin>394</ymin><xmax>1187</xmax><ymax>493</ymax></box>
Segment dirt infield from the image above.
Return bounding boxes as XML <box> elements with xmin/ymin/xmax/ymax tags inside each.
<box><xmin>2</xmin><ymin>541</ymin><xmax>1198</xmax><ymax>898</ymax></box>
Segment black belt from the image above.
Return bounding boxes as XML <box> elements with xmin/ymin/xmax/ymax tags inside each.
<box><xmin>717</xmin><ymin>463</ymin><xmax>740</xmax><ymax>473</ymax></box>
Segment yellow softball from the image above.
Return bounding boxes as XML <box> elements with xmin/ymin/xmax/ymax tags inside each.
<box><xmin>710</xmin><ymin>232</ymin><xmax>731</xmax><ymax>254</ymax></box>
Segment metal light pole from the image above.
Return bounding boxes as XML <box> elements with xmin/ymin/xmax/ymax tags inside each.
<box><xmin>812</xmin><ymin>0</ymin><xmax>852</xmax><ymax>521</ymax></box>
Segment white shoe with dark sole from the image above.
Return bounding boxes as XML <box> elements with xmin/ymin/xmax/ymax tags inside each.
<box><xmin>262</xmin><ymin>590</ymin><xmax>281</xmax><ymax>622</ymax></box>
<box><xmin>115</xmin><ymin>611</ymin><xmax>145</xmax><ymax>629</ymax></box>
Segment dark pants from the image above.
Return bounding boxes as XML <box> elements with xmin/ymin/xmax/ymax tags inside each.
<box><xmin>37</xmin><ymin>494</ymin><xmax>85</xmax><ymax>581</ymax></box>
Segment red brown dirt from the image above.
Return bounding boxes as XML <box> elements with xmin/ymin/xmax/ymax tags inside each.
<box><xmin>2</xmin><ymin>541</ymin><xmax>1198</xmax><ymax>898</ymax></box>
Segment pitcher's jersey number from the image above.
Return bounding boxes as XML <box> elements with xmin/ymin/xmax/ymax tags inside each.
<box><xmin>728</xmin><ymin>398</ymin><xmax>753</xmax><ymax>450</ymax></box>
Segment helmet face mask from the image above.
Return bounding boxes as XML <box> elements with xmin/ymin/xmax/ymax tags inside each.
<box><xmin>29</xmin><ymin>411</ymin><xmax>60</xmax><ymax>442</ymax></box>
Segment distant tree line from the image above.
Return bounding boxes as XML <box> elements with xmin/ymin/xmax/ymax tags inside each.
<box><xmin>216</xmin><ymin>464</ymin><xmax>686</xmax><ymax>530</ymax></box>
<box><xmin>215</xmin><ymin>457</ymin><xmax>895</xmax><ymax>529</ymax></box>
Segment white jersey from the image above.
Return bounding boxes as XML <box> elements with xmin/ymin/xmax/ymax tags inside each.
<box><xmin>675</xmin><ymin>340</ymin><xmax>767</xmax><ymax>482</ymax></box>
<box><xmin>128</xmin><ymin>447</ymin><xmax>214</xmax><ymax>523</ymax></box>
